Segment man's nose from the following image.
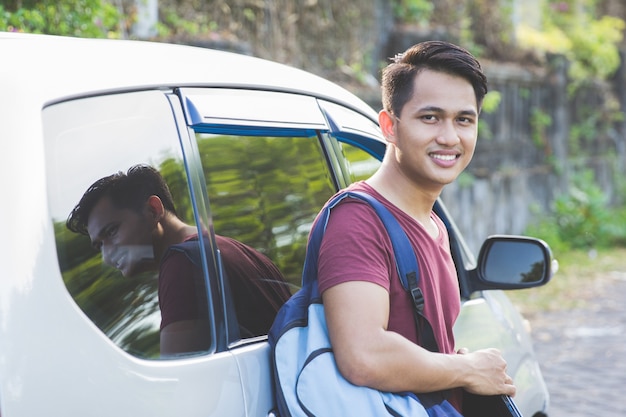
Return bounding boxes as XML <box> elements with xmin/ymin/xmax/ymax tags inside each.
<box><xmin>101</xmin><ymin>245</ymin><xmax>115</xmax><ymax>267</ymax></box>
<box><xmin>436</xmin><ymin>120</ymin><xmax>460</xmax><ymax>145</ymax></box>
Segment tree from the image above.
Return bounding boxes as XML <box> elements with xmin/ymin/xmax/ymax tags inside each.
<box><xmin>0</xmin><ymin>0</ymin><xmax>123</xmax><ymax>38</ymax></box>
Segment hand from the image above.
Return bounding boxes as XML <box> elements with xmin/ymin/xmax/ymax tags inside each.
<box><xmin>456</xmin><ymin>348</ymin><xmax>516</xmax><ymax>397</ymax></box>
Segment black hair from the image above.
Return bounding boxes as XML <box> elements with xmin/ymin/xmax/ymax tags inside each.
<box><xmin>66</xmin><ymin>164</ymin><xmax>177</xmax><ymax>235</ymax></box>
<box><xmin>381</xmin><ymin>40</ymin><xmax>488</xmax><ymax>116</ymax></box>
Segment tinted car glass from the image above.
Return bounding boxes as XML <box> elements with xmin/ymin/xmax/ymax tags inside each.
<box><xmin>318</xmin><ymin>100</ymin><xmax>383</xmax><ymax>186</ymax></box>
<box><xmin>338</xmin><ymin>140</ymin><xmax>382</xmax><ymax>183</ymax></box>
<box><xmin>44</xmin><ymin>91</ymin><xmax>209</xmax><ymax>359</ymax></box>
<box><xmin>183</xmin><ymin>88</ymin><xmax>339</xmax><ymax>287</ymax></box>
<box><xmin>194</xmin><ymin>132</ymin><xmax>335</xmax><ymax>315</ymax></box>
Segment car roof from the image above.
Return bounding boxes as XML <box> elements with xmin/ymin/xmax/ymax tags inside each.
<box><xmin>0</xmin><ymin>32</ymin><xmax>378</xmax><ymax>120</ymax></box>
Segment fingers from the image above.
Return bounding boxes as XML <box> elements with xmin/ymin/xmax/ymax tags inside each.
<box><xmin>463</xmin><ymin>349</ymin><xmax>517</xmax><ymax>396</ymax></box>
<box><xmin>503</xmin><ymin>374</ymin><xmax>516</xmax><ymax>397</ymax></box>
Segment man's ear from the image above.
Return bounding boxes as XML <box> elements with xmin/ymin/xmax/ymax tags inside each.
<box><xmin>145</xmin><ymin>195</ymin><xmax>165</xmax><ymax>221</ymax></box>
<box><xmin>378</xmin><ymin>109</ymin><xmax>397</xmax><ymax>144</ymax></box>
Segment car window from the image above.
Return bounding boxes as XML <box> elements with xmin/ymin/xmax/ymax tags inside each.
<box><xmin>336</xmin><ymin>138</ymin><xmax>382</xmax><ymax>184</ymax></box>
<box><xmin>317</xmin><ymin>100</ymin><xmax>383</xmax><ymax>186</ymax></box>
<box><xmin>44</xmin><ymin>90</ymin><xmax>214</xmax><ymax>359</ymax></box>
<box><xmin>194</xmin><ymin>131</ymin><xmax>336</xmax><ymax>340</ymax></box>
<box><xmin>181</xmin><ymin>88</ymin><xmax>337</xmax><ymax>272</ymax></box>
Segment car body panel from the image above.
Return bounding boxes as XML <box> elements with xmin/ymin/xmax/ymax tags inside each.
<box><xmin>0</xmin><ymin>32</ymin><xmax>550</xmax><ymax>417</ymax></box>
<box><xmin>454</xmin><ymin>291</ymin><xmax>549</xmax><ymax>417</ymax></box>
<box><xmin>0</xmin><ymin>32</ymin><xmax>376</xmax><ymax>119</ymax></box>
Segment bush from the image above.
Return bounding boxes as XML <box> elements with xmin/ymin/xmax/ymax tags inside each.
<box><xmin>526</xmin><ymin>170</ymin><xmax>626</xmax><ymax>254</ymax></box>
<box><xmin>0</xmin><ymin>0</ymin><xmax>123</xmax><ymax>38</ymax></box>
<box><xmin>516</xmin><ymin>1</ymin><xmax>625</xmax><ymax>90</ymax></box>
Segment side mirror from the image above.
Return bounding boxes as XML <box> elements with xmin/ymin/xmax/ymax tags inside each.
<box><xmin>468</xmin><ymin>235</ymin><xmax>556</xmax><ymax>293</ymax></box>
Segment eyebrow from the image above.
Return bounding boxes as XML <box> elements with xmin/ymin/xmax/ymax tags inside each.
<box><xmin>417</xmin><ymin>105</ymin><xmax>478</xmax><ymax>117</ymax></box>
<box><xmin>90</xmin><ymin>238</ymin><xmax>101</xmax><ymax>250</ymax></box>
<box><xmin>90</xmin><ymin>222</ymin><xmax>113</xmax><ymax>248</ymax></box>
<box><xmin>90</xmin><ymin>234</ymin><xmax>103</xmax><ymax>249</ymax></box>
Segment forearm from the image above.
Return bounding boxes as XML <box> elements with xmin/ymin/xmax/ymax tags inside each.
<box><xmin>160</xmin><ymin>319</ymin><xmax>211</xmax><ymax>357</ymax></box>
<box><xmin>324</xmin><ymin>282</ymin><xmax>514</xmax><ymax>396</ymax></box>
<box><xmin>334</xmin><ymin>329</ymin><xmax>516</xmax><ymax>397</ymax></box>
<box><xmin>333</xmin><ymin>328</ymin><xmax>467</xmax><ymax>393</ymax></box>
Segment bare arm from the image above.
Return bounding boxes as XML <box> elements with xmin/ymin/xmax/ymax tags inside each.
<box><xmin>323</xmin><ymin>280</ymin><xmax>516</xmax><ymax>396</ymax></box>
<box><xmin>160</xmin><ymin>319</ymin><xmax>212</xmax><ymax>358</ymax></box>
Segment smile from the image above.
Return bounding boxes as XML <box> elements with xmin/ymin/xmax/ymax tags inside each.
<box><xmin>430</xmin><ymin>153</ymin><xmax>458</xmax><ymax>161</ymax></box>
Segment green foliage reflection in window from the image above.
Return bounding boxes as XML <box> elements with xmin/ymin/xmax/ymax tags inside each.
<box><xmin>196</xmin><ymin>133</ymin><xmax>335</xmax><ymax>288</ymax></box>
<box><xmin>57</xmin><ymin>158</ymin><xmax>193</xmax><ymax>359</ymax></box>
<box><xmin>340</xmin><ymin>141</ymin><xmax>381</xmax><ymax>183</ymax></box>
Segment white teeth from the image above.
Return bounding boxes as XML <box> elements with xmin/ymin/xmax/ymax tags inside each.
<box><xmin>431</xmin><ymin>153</ymin><xmax>456</xmax><ymax>161</ymax></box>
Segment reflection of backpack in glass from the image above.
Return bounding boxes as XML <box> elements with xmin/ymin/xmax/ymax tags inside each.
<box><xmin>169</xmin><ymin>234</ymin><xmax>291</xmax><ymax>339</ymax></box>
<box><xmin>268</xmin><ymin>190</ymin><xmax>522</xmax><ymax>417</ymax></box>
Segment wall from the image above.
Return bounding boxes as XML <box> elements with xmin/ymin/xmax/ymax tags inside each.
<box><xmin>441</xmin><ymin>54</ymin><xmax>626</xmax><ymax>254</ymax></box>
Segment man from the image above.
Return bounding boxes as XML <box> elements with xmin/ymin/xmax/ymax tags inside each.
<box><xmin>316</xmin><ymin>41</ymin><xmax>515</xmax><ymax>411</ymax></box>
<box><xmin>67</xmin><ymin>164</ymin><xmax>291</xmax><ymax>357</ymax></box>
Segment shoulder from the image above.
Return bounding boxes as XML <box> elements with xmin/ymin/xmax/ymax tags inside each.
<box><xmin>323</xmin><ymin>184</ymin><xmax>399</xmax><ymax>232</ymax></box>
<box><xmin>326</xmin><ymin>196</ymin><xmax>386</xmax><ymax>234</ymax></box>
<box><xmin>162</xmin><ymin>239</ymin><xmax>204</xmax><ymax>269</ymax></box>
<box><xmin>326</xmin><ymin>182</ymin><xmax>383</xmax><ymax>215</ymax></box>
<box><xmin>317</xmin><ymin>190</ymin><xmax>396</xmax><ymax>292</ymax></box>
<box><xmin>320</xmin><ymin>190</ymin><xmax>393</xmax><ymax>255</ymax></box>
<box><xmin>215</xmin><ymin>234</ymin><xmax>271</xmax><ymax>263</ymax></box>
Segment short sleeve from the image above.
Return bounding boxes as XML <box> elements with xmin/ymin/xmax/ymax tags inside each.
<box><xmin>158</xmin><ymin>253</ymin><xmax>202</xmax><ymax>329</ymax></box>
<box><xmin>317</xmin><ymin>199</ymin><xmax>396</xmax><ymax>295</ymax></box>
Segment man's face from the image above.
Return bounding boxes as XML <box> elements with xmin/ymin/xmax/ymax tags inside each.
<box><xmin>86</xmin><ymin>196</ymin><xmax>156</xmax><ymax>277</ymax></box>
<box><xmin>391</xmin><ymin>69</ymin><xmax>478</xmax><ymax>190</ymax></box>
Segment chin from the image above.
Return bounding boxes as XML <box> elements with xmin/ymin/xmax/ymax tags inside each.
<box><xmin>125</xmin><ymin>262</ymin><xmax>156</xmax><ymax>278</ymax></box>
<box><xmin>120</xmin><ymin>269</ymin><xmax>133</xmax><ymax>278</ymax></box>
<box><xmin>119</xmin><ymin>264</ymin><xmax>140</xmax><ymax>278</ymax></box>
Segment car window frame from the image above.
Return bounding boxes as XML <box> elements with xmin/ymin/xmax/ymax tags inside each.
<box><xmin>44</xmin><ymin>88</ymin><xmax>225</xmax><ymax>359</ymax></box>
<box><xmin>175</xmin><ymin>88</ymin><xmax>345</xmax><ymax>349</ymax></box>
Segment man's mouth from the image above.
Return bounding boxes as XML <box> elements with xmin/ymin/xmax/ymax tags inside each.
<box><xmin>430</xmin><ymin>153</ymin><xmax>458</xmax><ymax>161</ymax></box>
<box><xmin>112</xmin><ymin>255</ymin><xmax>125</xmax><ymax>270</ymax></box>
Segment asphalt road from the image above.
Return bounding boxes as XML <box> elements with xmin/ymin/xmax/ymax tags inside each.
<box><xmin>528</xmin><ymin>270</ymin><xmax>626</xmax><ymax>417</ymax></box>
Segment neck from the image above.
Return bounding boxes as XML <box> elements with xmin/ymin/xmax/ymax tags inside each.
<box><xmin>153</xmin><ymin>214</ymin><xmax>198</xmax><ymax>262</ymax></box>
<box><xmin>366</xmin><ymin>165</ymin><xmax>442</xmax><ymax>230</ymax></box>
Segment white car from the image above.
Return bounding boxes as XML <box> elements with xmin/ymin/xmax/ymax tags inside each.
<box><xmin>0</xmin><ymin>32</ymin><xmax>553</xmax><ymax>417</ymax></box>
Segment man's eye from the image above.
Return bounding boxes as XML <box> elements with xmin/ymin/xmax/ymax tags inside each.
<box><xmin>458</xmin><ymin>116</ymin><xmax>475</xmax><ymax>125</ymax></box>
<box><xmin>104</xmin><ymin>225</ymin><xmax>119</xmax><ymax>238</ymax></box>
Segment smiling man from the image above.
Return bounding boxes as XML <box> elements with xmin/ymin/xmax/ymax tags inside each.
<box><xmin>316</xmin><ymin>41</ymin><xmax>514</xmax><ymax>413</ymax></box>
<box><xmin>66</xmin><ymin>164</ymin><xmax>291</xmax><ymax>357</ymax></box>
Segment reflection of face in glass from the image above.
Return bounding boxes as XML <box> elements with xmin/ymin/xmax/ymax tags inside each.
<box><xmin>86</xmin><ymin>196</ymin><xmax>156</xmax><ymax>277</ymax></box>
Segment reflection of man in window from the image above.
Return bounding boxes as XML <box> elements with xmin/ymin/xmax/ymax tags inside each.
<box><xmin>66</xmin><ymin>164</ymin><xmax>291</xmax><ymax>357</ymax></box>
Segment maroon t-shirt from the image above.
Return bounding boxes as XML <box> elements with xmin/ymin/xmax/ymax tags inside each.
<box><xmin>317</xmin><ymin>182</ymin><xmax>461</xmax><ymax>354</ymax></box>
<box><xmin>317</xmin><ymin>182</ymin><xmax>463</xmax><ymax>409</ymax></box>
<box><xmin>158</xmin><ymin>234</ymin><xmax>291</xmax><ymax>336</ymax></box>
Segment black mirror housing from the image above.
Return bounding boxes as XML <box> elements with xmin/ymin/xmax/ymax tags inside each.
<box><xmin>468</xmin><ymin>235</ymin><xmax>555</xmax><ymax>293</ymax></box>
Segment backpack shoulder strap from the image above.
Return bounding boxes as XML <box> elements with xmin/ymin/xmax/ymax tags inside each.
<box><xmin>304</xmin><ymin>190</ymin><xmax>439</xmax><ymax>351</ymax></box>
